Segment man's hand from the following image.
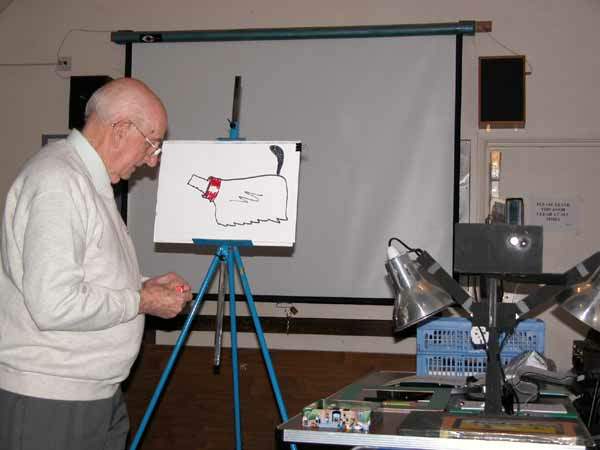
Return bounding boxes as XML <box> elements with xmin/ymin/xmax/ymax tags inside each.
<box><xmin>139</xmin><ymin>272</ymin><xmax>193</xmax><ymax>318</ymax></box>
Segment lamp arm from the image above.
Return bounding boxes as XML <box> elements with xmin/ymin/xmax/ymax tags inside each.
<box><xmin>416</xmin><ymin>251</ymin><xmax>474</xmax><ymax>316</ymax></box>
<box><xmin>513</xmin><ymin>285</ymin><xmax>564</xmax><ymax>321</ymax></box>
<box><xmin>514</xmin><ymin>251</ymin><xmax>600</xmax><ymax>321</ymax></box>
<box><xmin>563</xmin><ymin>251</ymin><xmax>600</xmax><ymax>285</ymax></box>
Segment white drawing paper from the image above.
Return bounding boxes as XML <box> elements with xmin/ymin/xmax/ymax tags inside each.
<box><xmin>154</xmin><ymin>140</ymin><xmax>301</xmax><ymax>247</ymax></box>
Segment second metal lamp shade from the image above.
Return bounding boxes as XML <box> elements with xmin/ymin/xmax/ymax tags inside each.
<box><xmin>386</xmin><ymin>246</ymin><xmax>454</xmax><ymax>332</ymax></box>
<box><xmin>559</xmin><ymin>269</ymin><xmax>600</xmax><ymax>332</ymax></box>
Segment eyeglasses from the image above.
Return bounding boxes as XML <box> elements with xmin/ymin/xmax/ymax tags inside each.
<box><xmin>128</xmin><ymin>121</ymin><xmax>162</xmax><ymax>156</ymax></box>
<box><xmin>112</xmin><ymin>121</ymin><xmax>162</xmax><ymax>156</ymax></box>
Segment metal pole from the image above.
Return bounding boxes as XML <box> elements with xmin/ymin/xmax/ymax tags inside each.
<box><xmin>112</xmin><ymin>21</ymin><xmax>476</xmax><ymax>44</ymax></box>
<box><xmin>484</xmin><ymin>277</ymin><xmax>503</xmax><ymax>415</ymax></box>
<box><xmin>227</xmin><ymin>246</ymin><xmax>243</xmax><ymax>450</ymax></box>
<box><xmin>213</xmin><ymin>261</ymin><xmax>227</xmax><ymax>367</ymax></box>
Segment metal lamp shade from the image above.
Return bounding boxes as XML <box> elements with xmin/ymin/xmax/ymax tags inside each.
<box><xmin>559</xmin><ymin>272</ymin><xmax>600</xmax><ymax>332</ymax></box>
<box><xmin>386</xmin><ymin>251</ymin><xmax>454</xmax><ymax>332</ymax></box>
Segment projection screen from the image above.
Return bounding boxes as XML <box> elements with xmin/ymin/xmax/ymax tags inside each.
<box><xmin>128</xmin><ymin>34</ymin><xmax>457</xmax><ymax>302</ymax></box>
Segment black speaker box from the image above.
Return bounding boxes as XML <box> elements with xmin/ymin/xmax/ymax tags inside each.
<box><xmin>69</xmin><ymin>75</ymin><xmax>113</xmax><ymax>130</ymax></box>
<box><xmin>479</xmin><ymin>56</ymin><xmax>526</xmax><ymax>129</ymax></box>
<box><xmin>454</xmin><ymin>223</ymin><xmax>542</xmax><ymax>275</ymax></box>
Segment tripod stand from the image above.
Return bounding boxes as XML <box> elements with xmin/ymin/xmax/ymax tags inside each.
<box><xmin>131</xmin><ymin>76</ymin><xmax>297</xmax><ymax>449</ymax></box>
<box><xmin>129</xmin><ymin>239</ymin><xmax>295</xmax><ymax>450</ymax></box>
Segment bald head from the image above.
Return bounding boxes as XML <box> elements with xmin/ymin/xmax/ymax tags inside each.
<box><xmin>82</xmin><ymin>77</ymin><xmax>168</xmax><ymax>183</ymax></box>
<box><xmin>85</xmin><ymin>77</ymin><xmax>166</xmax><ymax>131</ymax></box>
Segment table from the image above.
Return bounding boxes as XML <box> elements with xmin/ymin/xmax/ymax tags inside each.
<box><xmin>278</xmin><ymin>371</ymin><xmax>594</xmax><ymax>449</ymax></box>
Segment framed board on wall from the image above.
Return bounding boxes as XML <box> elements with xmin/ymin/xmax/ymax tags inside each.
<box><xmin>41</xmin><ymin>134</ymin><xmax>68</xmax><ymax>146</ymax></box>
<box><xmin>479</xmin><ymin>55</ymin><xmax>526</xmax><ymax>130</ymax></box>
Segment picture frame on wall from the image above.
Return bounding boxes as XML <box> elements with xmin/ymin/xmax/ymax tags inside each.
<box><xmin>41</xmin><ymin>134</ymin><xmax>68</xmax><ymax>147</ymax></box>
<box><xmin>479</xmin><ymin>55</ymin><xmax>526</xmax><ymax>129</ymax></box>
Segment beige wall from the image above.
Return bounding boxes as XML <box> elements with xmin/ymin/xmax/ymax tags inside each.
<box><xmin>2</xmin><ymin>0</ymin><xmax>600</xmax><ymax>369</ymax></box>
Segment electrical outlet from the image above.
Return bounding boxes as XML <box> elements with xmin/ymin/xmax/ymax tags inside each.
<box><xmin>56</xmin><ymin>56</ymin><xmax>71</xmax><ymax>71</ymax></box>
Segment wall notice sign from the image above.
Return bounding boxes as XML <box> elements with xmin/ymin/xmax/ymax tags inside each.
<box><xmin>529</xmin><ymin>197</ymin><xmax>578</xmax><ymax>231</ymax></box>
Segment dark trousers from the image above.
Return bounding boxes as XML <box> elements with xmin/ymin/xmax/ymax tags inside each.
<box><xmin>0</xmin><ymin>387</ymin><xmax>129</xmax><ymax>450</ymax></box>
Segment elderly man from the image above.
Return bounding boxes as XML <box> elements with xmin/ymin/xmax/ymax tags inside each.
<box><xmin>0</xmin><ymin>78</ymin><xmax>193</xmax><ymax>450</ymax></box>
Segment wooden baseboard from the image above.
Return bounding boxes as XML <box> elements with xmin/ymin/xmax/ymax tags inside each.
<box><xmin>146</xmin><ymin>315</ymin><xmax>398</xmax><ymax>336</ymax></box>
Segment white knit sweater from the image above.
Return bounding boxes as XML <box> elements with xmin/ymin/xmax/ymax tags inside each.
<box><xmin>0</xmin><ymin>130</ymin><xmax>144</xmax><ymax>401</ymax></box>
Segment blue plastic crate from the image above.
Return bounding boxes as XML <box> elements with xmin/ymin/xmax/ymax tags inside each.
<box><xmin>416</xmin><ymin>317</ymin><xmax>545</xmax><ymax>354</ymax></box>
<box><xmin>416</xmin><ymin>352</ymin><xmax>519</xmax><ymax>377</ymax></box>
<box><xmin>415</xmin><ymin>317</ymin><xmax>545</xmax><ymax>376</ymax></box>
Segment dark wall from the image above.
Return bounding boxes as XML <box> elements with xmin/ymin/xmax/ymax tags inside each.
<box><xmin>124</xmin><ymin>345</ymin><xmax>416</xmax><ymax>449</ymax></box>
<box><xmin>68</xmin><ymin>75</ymin><xmax>128</xmax><ymax>221</ymax></box>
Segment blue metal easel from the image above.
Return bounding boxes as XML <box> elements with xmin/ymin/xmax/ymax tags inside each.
<box><xmin>129</xmin><ymin>77</ymin><xmax>295</xmax><ymax>450</ymax></box>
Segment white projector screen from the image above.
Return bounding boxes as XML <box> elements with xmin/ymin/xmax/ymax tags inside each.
<box><xmin>129</xmin><ymin>35</ymin><xmax>456</xmax><ymax>300</ymax></box>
